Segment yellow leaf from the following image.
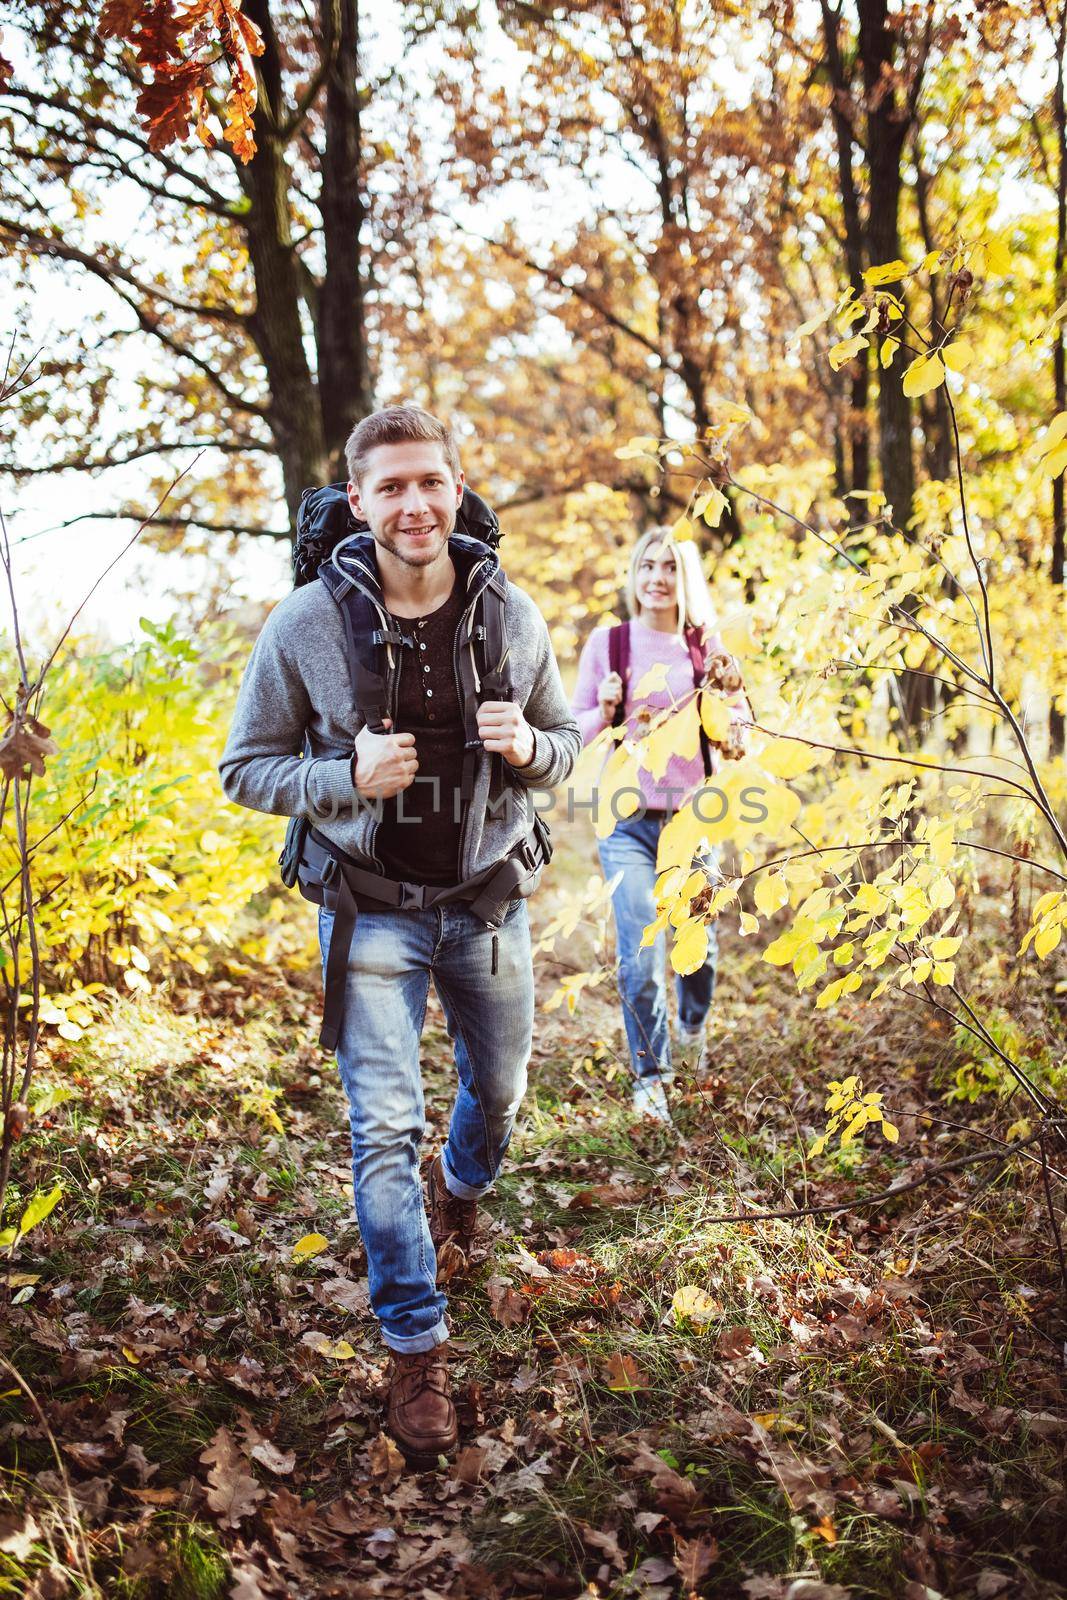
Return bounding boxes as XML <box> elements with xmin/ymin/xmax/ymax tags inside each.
<box><xmin>671</xmin><ymin>919</ymin><xmax>710</xmax><ymax>976</ymax></box>
<box><xmin>614</xmin><ymin>435</ymin><xmax>661</xmax><ymax>460</ymax></box>
<box><xmin>753</xmin><ymin>874</ymin><xmax>788</xmax><ymax>915</ymax></box>
<box><xmin>699</xmin><ymin>692</ymin><xmax>731</xmax><ymax>742</ymax></box>
<box><xmin>758</xmin><ymin>739</ymin><xmax>818</xmax><ymax>779</ymax></box>
<box><xmin>929</xmin><ymin>935</ymin><xmax>962</xmax><ymax>959</ymax></box>
<box><xmin>828</xmin><ymin>334</ymin><xmax>869</xmax><ymax>371</ymax></box>
<box><xmin>292</xmin><ymin>1232</ymin><xmax>329</xmax><ymax>1261</ymax></box>
<box><xmin>863</xmin><ymin>258</ymin><xmax>910</xmax><ymax>286</ymax></box>
<box><xmin>672</xmin><ymin>1285</ymin><xmax>719</xmax><ymax>1325</ymax></box>
<box><xmin>18</xmin><ymin>1184</ymin><xmax>62</xmax><ymax>1238</ymax></box>
<box><xmin>594</xmin><ymin>742</ymin><xmax>645</xmax><ymax>840</ymax></box>
<box><xmin>882</xmin><ymin>1120</ymin><xmax>900</xmax><ymax>1143</ymax></box>
<box><xmin>941</xmin><ymin>341</ymin><xmax>972</xmax><ymax>373</ymax></box>
<box><xmin>641</xmin><ymin>701</ymin><xmax>702</xmax><ymax>780</ymax></box>
<box><xmin>1035</xmin><ymin>923</ymin><xmax>1062</xmax><ymax>959</ymax></box>
<box><xmin>633</xmin><ymin>661</ymin><xmax>671</xmax><ymax>698</ymax></box>
<box><xmin>671</xmin><ymin>515</ymin><xmax>696</xmax><ymax>543</ymax></box>
<box><xmin>983</xmin><ymin>234</ymin><xmax>1011</xmax><ymax>275</ymax></box>
<box><xmin>700</xmin><ymin>486</ymin><xmax>729</xmax><ymax>528</ymax></box>
<box><xmin>764</xmin><ymin>923</ymin><xmax>811</xmax><ymax>967</ymax></box>
<box><xmin>305</xmin><ymin>1333</ymin><xmax>357</xmax><ymax>1360</ymax></box>
<box><xmin>1039</xmin><ymin>412</ymin><xmax>1067</xmax><ymax>453</ymax></box>
<box><xmin>793</xmin><ymin>307</ymin><xmax>833</xmax><ymax>339</ymax></box>
<box><xmin>738</xmin><ymin>912</ymin><xmax>759</xmax><ymax>935</ymax></box>
<box><xmin>902</xmin><ymin>353</ymin><xmax>946</xmax><ymax>398</ymax></box>
<box><xmin>880</xmin><ymin>336</ymin><xmax>900</xmax><ymax>369</ymax></box>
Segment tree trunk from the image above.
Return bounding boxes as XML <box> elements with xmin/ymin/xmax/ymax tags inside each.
<box><xmin>318</xmin><ymin>0</ymin><xmax>374</xmax><ymax>480</ymax></box>
<box><xmin>1052</xmin><ymin>3</ymin><xmax>1066</xmax><ymax>757</ymax></box>
<box><xmin>819</xmin><ymin>0</ymin><xmax>871</xmax><ymax>500</ymax></box>
<box><xmin>857</xmin><ymin>0</ymin><xmax>914</xmax><ymax>533</ymax></box>
<box><xmin>241</xmin><ymin>0</ymin><xmax>328</xmax><ymax>528</ymax></box>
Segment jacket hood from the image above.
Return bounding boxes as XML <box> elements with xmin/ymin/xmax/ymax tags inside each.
<box><xmin>331</xmin><ymin>531</ymin><xmax>501</xmax><ymax>610</ymax></box>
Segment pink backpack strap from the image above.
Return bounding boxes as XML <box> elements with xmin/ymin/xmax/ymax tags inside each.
<box><xmin>607</xmin><ymin>622</ymin><xmax>631</xmax><ymax>728</ymax></box>
<box><xmin>684</xmin><ymin>624</ymin><xmax>713</xmax><ymax>777</ymax></box>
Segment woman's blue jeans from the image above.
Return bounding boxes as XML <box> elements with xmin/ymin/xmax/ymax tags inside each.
<box><xmin>597</xmin><ymin>811</ymin><xmax>718</xmax><ymax>1082</ymax></box>
<box><xmin>318</xmin><ymin>897</ymin><xmax>533</xmax><ymax>1353</ymax></box>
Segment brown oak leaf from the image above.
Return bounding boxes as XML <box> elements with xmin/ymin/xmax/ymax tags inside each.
<box><xmin>199</xmin><ymin>1425</ymin><xmax>265</xmax><ymax>1528</ymax></box>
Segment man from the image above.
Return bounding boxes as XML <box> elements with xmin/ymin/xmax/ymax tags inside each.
<box><xmin>220</xmin><ymin>405</ymin><xmax>580</xmax><ymax>1462</ymax></box>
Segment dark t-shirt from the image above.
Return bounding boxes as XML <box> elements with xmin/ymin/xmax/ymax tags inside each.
<box><xmin>374</xmin><ymin>577</ymin><xmax>467</xmax><ymax>887</ymax></box>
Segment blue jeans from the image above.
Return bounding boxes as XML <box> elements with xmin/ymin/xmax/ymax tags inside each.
<box><xmin>597</xmin><ymin>812</ymin><xmax>718</xmax><ymax>1081</ymax></box>
<box><xmin>318</xmin><ymin>897</ymin><xmax>533</xmax><ymax>1353</ymax></box>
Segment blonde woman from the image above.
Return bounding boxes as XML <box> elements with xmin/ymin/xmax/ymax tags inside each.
<box><xmin>571</xmin><ymin>528</ymin><xmax>749</xmax><ymax>1122</ymax></box>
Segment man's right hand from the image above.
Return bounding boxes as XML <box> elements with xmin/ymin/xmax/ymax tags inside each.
<box><xmin>352</xmin><ymin>717</ymin><xmax>418</xmax><ymax>798</ymax></box>
<box><xmin>597</xmin><ymin>670</ymin><xmax>623</xmax><ymax>722</ymax></box>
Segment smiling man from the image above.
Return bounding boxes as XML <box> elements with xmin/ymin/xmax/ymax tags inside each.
<box><xmin>219</xmin><ymin>405</ymin><xmax>580</xmax><ymax>1463</ymax></box>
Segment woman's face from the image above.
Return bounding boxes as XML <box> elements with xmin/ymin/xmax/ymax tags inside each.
<box><xmin>634</xmin><ymin>542</ymin><xmax>678</xmax><ymax>612</ymax></box>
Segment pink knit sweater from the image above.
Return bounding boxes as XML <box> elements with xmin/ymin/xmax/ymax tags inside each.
<box><xmin>571</xmin><ymin>617</ymin><xmax>749</xmax><ymax>810</ymax></box>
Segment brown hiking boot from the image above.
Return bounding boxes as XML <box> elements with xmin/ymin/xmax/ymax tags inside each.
<box><xmin>427</xmin><ymin>1153</ymin><xmax>478</xmax><ymax>1283</ymax></box>
<box><xmin>386</xmin><ymin>1344</ymin><xmax>458</xmax><ymax>1461</ymax></box>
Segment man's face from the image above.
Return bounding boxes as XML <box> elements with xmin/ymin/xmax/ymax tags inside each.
<box><xmin>347</xmin><ymin>441</ymin><xmax>464</xmax><ymax>569</ymax></box>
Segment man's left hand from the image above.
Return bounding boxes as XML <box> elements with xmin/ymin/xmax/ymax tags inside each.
<box><xmin>477</xmin><ymin>701</ymin><xmax>535</xmax><ymax>768</ymax></box>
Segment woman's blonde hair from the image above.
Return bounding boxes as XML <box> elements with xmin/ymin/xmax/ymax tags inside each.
<box><xmin>624</xmin><ymin>525</ymin><xmax>716</xmax><ymax>635</ymax></box>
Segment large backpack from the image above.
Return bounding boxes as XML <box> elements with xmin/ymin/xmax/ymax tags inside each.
<box><xmin>608</xmin><ymin>621</ymin><xmax>714</xmax><ymax>777</ymax></box>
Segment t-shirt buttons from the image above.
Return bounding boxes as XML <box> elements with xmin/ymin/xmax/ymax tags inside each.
<box><xmin>426</xmin><ymin>688</ymin><xmax>433</xmax><ymax>698</ymax></box>
<box><xmin>423</xmin><ymin>665</ymin><xmax>430</xmax><ymax>673</ymax></box>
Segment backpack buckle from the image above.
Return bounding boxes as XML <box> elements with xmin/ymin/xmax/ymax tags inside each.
<box><xmin>398</xmin><ymin>881</ymin><xmax>426</xmax><ymax>911</ymax></box>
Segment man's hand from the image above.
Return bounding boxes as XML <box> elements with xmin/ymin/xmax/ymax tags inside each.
<box><xmin>477</xmin><ymin>700</ymin><xmax>535</xmax><ymax>768</ymax></box>
<box><xmin>352</xmin><ymin>717</ymin><xmax>418</xmax><ymax>798</ymax></box>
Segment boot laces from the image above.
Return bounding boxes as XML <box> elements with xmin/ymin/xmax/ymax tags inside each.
<box><xmin>395</xmin><ymin>1349</ymin><xmax>449</xmax><ymax>1401</ymax></box>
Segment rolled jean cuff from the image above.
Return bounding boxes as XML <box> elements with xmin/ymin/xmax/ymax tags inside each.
<box><xmin>440</xmin><ymin>1147</ymin><xmax>495</xmax><ymax>1201</ymax></box>
<box><xmin>382</xmin><ymin>1316</ymin><xmax>450</xmax><ymax>1355</ymax></box>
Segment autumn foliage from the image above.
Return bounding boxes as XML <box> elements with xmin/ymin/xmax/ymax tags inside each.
<box><xmin>98</xmin><ymin>0</ymin><xmax>264</xmax><ymax>160</ymax></box>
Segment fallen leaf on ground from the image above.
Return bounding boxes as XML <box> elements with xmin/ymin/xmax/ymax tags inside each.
<box><xmin>199</xmin><ymin>1426</ymin><xmax>266</xmax><ymax>1528</ymax></box>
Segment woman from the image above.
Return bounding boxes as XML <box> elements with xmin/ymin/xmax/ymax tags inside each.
<box><xmin>571</xmin><ymin>527</ymin><xmax>749</xmax><ymax>1123</ymax></box>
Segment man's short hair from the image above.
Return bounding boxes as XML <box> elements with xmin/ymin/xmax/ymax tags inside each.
<box><xmin>345</xmin><ymin>404</ymin><xmax>461</xmax><ymax>486</ymax></box>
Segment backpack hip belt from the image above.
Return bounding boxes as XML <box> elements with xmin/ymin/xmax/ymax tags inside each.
<box><xmin>297</xmin><ymin>819</ymin><xmax>552</xmax><ymax>1052</ymax></box>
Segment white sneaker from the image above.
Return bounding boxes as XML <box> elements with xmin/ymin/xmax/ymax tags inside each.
<box><xmin>676</xmin><ymin>1027</ymin><xmax>709</xmax><ymax>1074</ymax></box>
<box><xmin>631</xmin><ymin>1077</ymin><xmax>672</xmax><ymax>1123</ymax></box>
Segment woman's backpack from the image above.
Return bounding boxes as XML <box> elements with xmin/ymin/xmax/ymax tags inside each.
<box><xmin>608</xmin><ymin>621</ymin><xmax>714</xmax><ymax>776</ymax></box>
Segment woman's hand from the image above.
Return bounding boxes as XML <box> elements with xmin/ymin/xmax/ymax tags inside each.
<box><xmin>597</xmin><ymin>670</ymin><xmax>624</xmax><ymax>722</ymax></box>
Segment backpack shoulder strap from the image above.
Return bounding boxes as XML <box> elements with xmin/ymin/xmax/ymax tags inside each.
<box><xmin>608</xmin><ymin>622</ymin><xmax>630</xmax><ymax>728</ymax></box>
<box><xmin>684</xmin><ymin>624</ymin><xmax>714</xmax><ymax>778</ymax></box>
<box><xmin>319</xmin><ymin>564</ymin><xmax>410</xmax><ymax>734</ymax></box>
<box><xmin>477</xmin><ymin>569</ymin><xmax>512</xmax><ymax>704</ymax></box>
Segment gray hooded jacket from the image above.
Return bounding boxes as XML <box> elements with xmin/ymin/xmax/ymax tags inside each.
<box><xmin>219</xmin><ymin>532</ymin><xmax>581</xmax><ymax>889</ymax></box>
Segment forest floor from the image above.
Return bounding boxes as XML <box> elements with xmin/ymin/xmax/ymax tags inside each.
<box><xmin>2</xmin><ymin>819</ymin><xmax>1066</xmax><ymax>1600</ymax></box>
